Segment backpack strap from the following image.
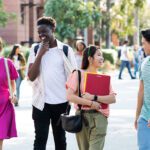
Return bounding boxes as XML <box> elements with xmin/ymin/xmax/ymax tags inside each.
<box><xmin>34</xmin><ymin>44</ymin><xmax>39</xmax><ymax>56</ymax></box>
<box><xmin>34</xmin><ymin>44</ymin><xmax>68</xmax><ymax>57</ymax></box>
<box><xmin>63</xmin><ymin>45</ymin><xmax>68</xmax><ymax>57</ymax></box>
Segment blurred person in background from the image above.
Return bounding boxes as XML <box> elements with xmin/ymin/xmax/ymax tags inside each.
<box><xmin>0</xmin><ymin>37</ymin><xmax>18</xmax><ymax>150</ymax></box>
<box><xmin>75</xmin><ymin>40</ymin><xmax>86</xmax><ymax>68</ymax></box>
<box><xmin>138</xmin><ymin>46</ymin><xmax>146</xmax><ymax>66</ymax></box>
<box><xmin>133</xmin><ymin>45</ymin><xmax>139</xmax><ymax>78</ymax></box>
<box><xmin>118</xmin><ymin>40</ymin><xmax>135</xmax><ymax>80</ymax></box>
<box><xmin>9</xmin><ymin>44</ymin><xmax>26</xmax><ymax>106</ymax></box>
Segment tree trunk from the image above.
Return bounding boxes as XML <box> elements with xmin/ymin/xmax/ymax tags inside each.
<box><xmin>133</xmin><ymin>8</ymin><xmax>139</xmax><ymax>45</ymax></box>
<box><xmin>106</xmin><ymin>0</ymin><xmax>111</xmax><ymax>48</ymax></box>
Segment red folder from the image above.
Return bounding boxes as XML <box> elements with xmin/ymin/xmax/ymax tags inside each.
<box><xmin>84</xmin><ymin>73</ymin><xmax>110</xmax><ymax>109</ymax></box>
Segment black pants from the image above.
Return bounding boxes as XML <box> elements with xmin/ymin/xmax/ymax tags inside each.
<box><xmin>32</xmin><ymin>102</ymin><xmax>68</xmax><ymax>150</ymax></box>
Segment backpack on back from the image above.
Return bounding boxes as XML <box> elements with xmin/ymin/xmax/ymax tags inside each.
<box><xmin>34</xmin><ymin>44</ymin><xmax>68</xmax><ymax>57</ymax></box>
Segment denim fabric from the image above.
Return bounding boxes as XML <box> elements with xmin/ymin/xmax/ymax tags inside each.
<box><xmin>134</xmin><ymin>62</ymin><xmax>139</xmax><ymax>78</ymax></box>
<box><xmin>15</xmin><ymin>70</ymin><xmax>23</xmax><ymax>101</ymax></box>
<box><xmin>118</xmin><ymin>60</ymin><xmax>134</xmax><ymax>79</ymax></box>
<box><xmin>137</xmin><ymin>117</ymin><xmax>150</xmax><ymax>150</ymax></box>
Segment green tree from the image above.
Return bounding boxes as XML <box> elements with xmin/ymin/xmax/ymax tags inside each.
<box><xmin>44</xmin><ymin>0</ymin><xmax>101</xmax><ymax>42</ymax></box>
<box><xmin>110</xmin><ymin>0</ymin><xmax>146</xmax><ymax>40</ymax></box>
<box><xmin>0</xmin><ymin>0</ymin><xmax>16</xmax><ymax>27</ymax></box>
<box><xmin>0</xmin><ymin>0</ymin><xmax>9</xmax><ymax>27</ymax></box>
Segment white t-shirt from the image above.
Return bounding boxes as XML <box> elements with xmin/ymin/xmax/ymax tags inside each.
<box><xmin>120</xmin><ymin>45</ymin><xmax>129</xmax><ymax>61</ymax></box>
<box><xmin>13</xmin><ymin>55</ymin><xmax>20</xmax><ymax>70</ymax></box>
<box><xmin>41</xmin><ymin>47</ymin><xmax>67</xmax><ymax>104</ymax></box>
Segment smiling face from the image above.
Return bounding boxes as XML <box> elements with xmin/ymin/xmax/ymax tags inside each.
<box><xmin>37</xmin><ymin>24</ymin><xmax>54</xmax><ymax>42</ymax></box>
<box><xmin>89</xmin><ymin>49</ymin><xmax>104</xmax><ymax>69</ymax></box>
<box><xmin>142</xmin><ymin>37</ymin><xmax>150</xmax><ymax>56</ymax></box>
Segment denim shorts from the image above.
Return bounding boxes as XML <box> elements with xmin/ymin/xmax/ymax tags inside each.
<box><xmin>137</xmin><ymin>117</ymin><xmax>150</xmax><ymax>150</ymax></box>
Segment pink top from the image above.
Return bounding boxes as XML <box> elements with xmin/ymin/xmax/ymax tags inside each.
<box><xmin>66</xmin><ymin>70</ymin><xmax>116</xmax><ymax>117</ymax></box>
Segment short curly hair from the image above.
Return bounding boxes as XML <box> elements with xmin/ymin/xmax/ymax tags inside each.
<box><xmin>37</xmin><ymin>16</ymin><xmax>56</xmax><ymax>29</ymax></box>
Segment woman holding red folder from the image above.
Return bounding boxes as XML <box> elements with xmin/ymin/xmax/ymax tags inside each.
<box><xmin>66</xmin><ymin>45</ymin><xmax>116</xmax><ymax>150</ymax></box>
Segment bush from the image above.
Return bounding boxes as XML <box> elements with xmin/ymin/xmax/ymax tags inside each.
<box><xmin>102</xmin><ymin>49</ymin><xmax>118</xmax><ymax>65</ymax></box>
<box><xmin>103</xmin><ymin>52</ymin><xmax>114</xmax><ymax>64</ymax></box>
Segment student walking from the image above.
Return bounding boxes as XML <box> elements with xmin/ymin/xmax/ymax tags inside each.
<box><xmin>135</xmin><ymin>29</ymin><xmax>150</xmax><ymax>150</ymax></box>
<box><xmin>118</xmin><ymin>40</ymin><xmax>135</xmax><ymax>79</ymax></box>
<box><xmin>66</xmin><ymin>45</ymin><xmax>116</xmax><ymax>150</ymax></box>
<box><xmin>0</xmin><ymin>38</ymin><xmax>18</xmax><ymax>150</ymax></box>
<box><xmin>27</xmin><ymin>16</ymin><xmax>77</xmax><ymax>150</ymax></box>
<box><xmin>9</xmin><ymin>44</ymin><xmax>26</xmax><ymax>106</ymax></box>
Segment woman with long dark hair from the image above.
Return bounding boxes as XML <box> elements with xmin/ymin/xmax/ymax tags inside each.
<box><xmin>9</xmin><ymin>44</ymin><xmax>26</xmax><ymax>106</ymax></box>
<box><xmin>66</xmin><ymin>45</ymin><xmax>116</xmax><ymax>150</ymax></box>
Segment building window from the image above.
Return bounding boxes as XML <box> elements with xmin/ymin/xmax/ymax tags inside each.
<box><xmin>20</xmin><ymin>4</ymin><xmax>25</xmax><ymax>24</ymax></box>
<box><xmin>37</xmin><ymin>6</ymin><xmax>43</xmax><ymax>19</ymax></box>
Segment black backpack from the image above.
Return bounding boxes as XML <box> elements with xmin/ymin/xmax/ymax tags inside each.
<box><xmin>34</xmin><ymin>44</ymin><xmax>68</xmax><ymax>57</ymax></box>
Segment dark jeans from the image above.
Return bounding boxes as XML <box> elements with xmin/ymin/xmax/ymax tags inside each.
<box><xmin>32</xmin><ymin>102</ymin><xmax>68</xmax><ymax>150</ymax></box>
<box><xmin>118</xmin><ymin>60</ymin><xmax>134</xmax><ymax>79</ymax></box>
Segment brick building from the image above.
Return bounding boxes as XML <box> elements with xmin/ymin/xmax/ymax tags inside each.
<box><xmin>0</xmin><ymin>0</ymin><xmax>44</xmax><ymax>46</ymax></box>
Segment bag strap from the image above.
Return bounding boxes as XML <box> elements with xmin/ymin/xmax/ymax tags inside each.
<box><xmin>65</xmin><ymin>70</ymin><xmax>81</xmax><ymax>114</ymax></box>
<box><xmin>77</xmin><ymin>70</ymin><xmax>82</xmax><ymax>110</ymax></box>
<box><xmin>34</xmin><ymin>44</ymin><xmax>68</xmax><ymax>57</ymax></box>
<box><xmin>34</xmin><ymin>44</ymin><xmax>39</xmax><ymax>56</ymax></box>
<box><xmin>56</xmin><ymin>70</ymin><xmax>82</xmax><ymax>126</ymax></box>
<box><xmin>4</xmin><ymin>58</ymin><xmax>13</xmax><ymax>98</ymax></box>
<box><xmin>63</xmin><ymin>45</ymin><xmax>68</xmax><ymax>57</ymax></box>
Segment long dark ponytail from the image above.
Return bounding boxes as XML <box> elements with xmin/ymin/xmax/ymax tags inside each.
<box><xmin>81</xmin><ymin>45</ymin><xmax>98</xmax><ymax>70</ymax></box>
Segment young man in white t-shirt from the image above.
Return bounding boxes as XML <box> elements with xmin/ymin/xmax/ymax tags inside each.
<box><xmin>118</xmin><ymin>40</ymin><xmax>135</xmax><ymax>79</ymax></box>
<box><xmin>27</xmin><ymin>16</ymin><xmax>77</xmax><ymax>150</ymax></box>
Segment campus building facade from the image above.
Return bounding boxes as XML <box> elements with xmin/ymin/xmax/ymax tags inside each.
<box><xmin>0</xmin><ymin>0</ymin><xmax>44</xmax><ymax>45</ymax></box>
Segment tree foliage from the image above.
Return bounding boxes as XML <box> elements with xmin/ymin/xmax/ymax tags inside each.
<box><xmin>0</xmin><ymin>0</ymin><xmax>16</xmax><ymax>27</ymax></box>
<box><xmin>110</xmin><ymin>0</ymin><xmax>146</xmax><ymax>38</ymax></box>
<box><xmin>139</xmin><ymin>4</ymin><xmax>150</xmax><ymax>29</ymax></box>
<box><xmin>0</xmin><ymin>0</ymin><xmax>9</xmax><ymax>27</ymax></box>
<box><xmin>44</xmin><ymin>0</ymin><xmax>101</xmax><ymax>41</ymax></box>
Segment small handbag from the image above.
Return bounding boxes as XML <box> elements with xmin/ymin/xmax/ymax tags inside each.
<box><xmin>60</xmin><ymin>70</ymin><xmax>82</xmax><ymax>133</ymax></box>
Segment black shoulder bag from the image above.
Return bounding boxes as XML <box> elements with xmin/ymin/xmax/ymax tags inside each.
<box><xmin>60</xmin><ymin>70</ymin><xmax>82</xmax><ymax>133</ymax></box>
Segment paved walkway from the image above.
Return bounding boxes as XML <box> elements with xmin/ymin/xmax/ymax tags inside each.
<box><xmin>3</xmin><ymin>70</ymin><xmax>139</xmax><ymax>150</ymax></box>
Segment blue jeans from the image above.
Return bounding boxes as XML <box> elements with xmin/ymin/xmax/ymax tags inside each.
<box><xmin>134</xmin><ymin>62</ymin><xmax>139</xmax><ymax>78</ymax></box>
<box><xmin>15</xmin><ymin>70</ymin><xmax>23</xmax><ymax>101</ymax></box>
<box><xmin>118</xmin><ymin>60</ymin><xmax>134</xmax><ymax>79</ymax></box>
<box><xmin>137</xmin><ymin>117</ymin><xmax>150</xmax><ymax>150</ymax></box>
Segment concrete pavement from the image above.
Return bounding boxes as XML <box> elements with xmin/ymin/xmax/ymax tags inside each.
<box><xmin>3</xmin><ymin>70</ymin><xmax>139</xmax><ymax>150</ymax></box>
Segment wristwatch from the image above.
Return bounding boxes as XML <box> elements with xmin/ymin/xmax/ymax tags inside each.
<box><xmin>93</xmin><ymin>95</ymin><xmax>98</xmax><ymax>101</ymax></box>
